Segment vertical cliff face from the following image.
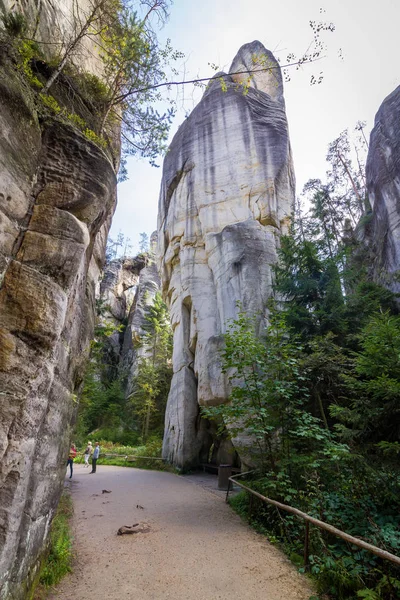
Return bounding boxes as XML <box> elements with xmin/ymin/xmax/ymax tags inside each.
<box><xmin>2</xmin><ymin>0</ymin><xmax>103</xmax><ymax>75</ymax></box>
<box><xmin>0</xmin><ymin>5</ymin><xmax>118</xmax><ymax>598</ymax></box>
<box><xmin>98</xmin><ymin>243</ymin><xmax>161</xmax><ymax>393</ymax></box>
<box><xmin>99</xmin><ymin>256</ymin><xmax>145</xmax><ymax>379</ymax></box>
<box><xmin>122</xmin><ymin>266</ymin><xmax>162</xmax><ymax>398</ymax></box>
<box><xmin>158</xmin><ymin>41</ymin><xmax>295</xmax><ymax>470</ymax></box>
<box><xmin>364</xmin><ymin>86</ymin><xmax>400</xmax><ymax>293</ymax></box>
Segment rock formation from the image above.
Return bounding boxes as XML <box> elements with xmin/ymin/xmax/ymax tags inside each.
<box><xmin>0</xmin><ymin>4</ymin><xmax>118</xmax><ymax>597</ymax></box>
<box><xmin>98</xmin><ymin>234</ymin><xmax>162</xmax><ymax>394</ymax></box>
<box><xmin>158</xmin><ymin>41</ymin><xmax>295</xmax><ymax>470</ymax></box>
<box><xmin>364</xmin><ymin>85</ymin><xmax>400</xmax><ymax>294</ymax></box>
<box><xmin>99</xmin><ymin>255</ymin><xmax>146</xmax><ymax>380</ymax></box>
<box><xmin>121</xmin><ymin>265</ymin><xmax>162</xmax><ymax>398</ymax></box>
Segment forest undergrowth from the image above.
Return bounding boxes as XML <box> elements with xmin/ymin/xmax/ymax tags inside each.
<box><xmin>204</xmin><ymin>129</ymin><xmax>400</xmax><ymax>600</ymax></box>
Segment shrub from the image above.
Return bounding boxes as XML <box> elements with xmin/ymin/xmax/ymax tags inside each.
<box><xmin>1</xmin><ymin>11</ymin><xmax>26</xmax><ymax>37</ymax></box>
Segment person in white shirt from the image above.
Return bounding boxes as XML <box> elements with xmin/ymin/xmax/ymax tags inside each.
<box><xmin>83</xmin><ymin>441</ymin><xmax>92</xmax><ymax>467</ymax></box>
<box><xmin>90</xmin><ymin>442</ymin><xmax>100</xmax><ymax>474</ymax></box>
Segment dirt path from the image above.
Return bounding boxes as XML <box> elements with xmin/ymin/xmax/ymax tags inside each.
<box><xmin>50</xmin><ymin>465</ymin><xmax>314</xmax><ymax>600</ymax></box>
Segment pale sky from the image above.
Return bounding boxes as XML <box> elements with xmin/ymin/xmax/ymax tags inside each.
<box><xmin>110</xmin><ymin>0</ymin><xmax>400</xmax><ymax>254</ymax></box>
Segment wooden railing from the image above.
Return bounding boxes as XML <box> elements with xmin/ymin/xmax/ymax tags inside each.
<box><xmin>77</xmin><ymin>452</ymin><xmax>165</xmax><ymax>463</ymax></box>
<box><xmin>101</xmin><ymin>453</ymin><xmax>165</xmax><ymax>462</ymax></box>
<box><xmin>227</xmin><ymin>471</ymin><xmax>400</xmax><ymax>568</ymax></box>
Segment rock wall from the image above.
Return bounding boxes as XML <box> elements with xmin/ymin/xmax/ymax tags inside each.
<box><xmin>122</xmin><ymin>264</ymin><xmax>162</xmax><ymax>398</ymax></box>
<box><xmin>158</xmin><ymin>41</ymin><xmax>295</xmax><ymax>470</ymax></box>
<box><xmin>364</xmin><ymin>85</ymin><xmax>400</xmax><ymax>294</ymax></box>
<box><xmin>2</xmin><ymin>0</ymin><xmax>103</xmax><ymax>75</ymax></box>
<box><xmin>97</xmin><ymin>234</ymin><xmax>162</xmax><ymax>396</ymax></box>
<box><xmin>99</xmin><ymin>255</ymin><xmax>145</xmax><ymax>380</ymax></box>
<box><xmin>0</xmin><ymin>4</ymin><xmax>118</xmax><ymax>598</ymax></box>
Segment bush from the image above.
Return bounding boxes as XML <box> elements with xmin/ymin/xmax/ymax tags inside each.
<box><xmin>74</xmin><ymin>437</ymin><xmax>169</xmax><ymax>471</ymax></box>
<box><xmin>1</xmin><ymin>11</ymin><xmax>26</xmax><ymax>37</ymax></box>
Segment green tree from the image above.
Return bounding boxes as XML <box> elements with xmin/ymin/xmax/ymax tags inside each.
<box><xmin>139</xmin><ymin>232</ymin><xmax>149</xmax><ymax>253</ymax></box>
<box><xmin>203</xmin><ymin>306</ymin><xmax>338</xmax><ymax>473</ymax></box>
<box><xmin>332</xmin><ymin>312</ymin><xmax>400</xmax><ymax>444</ymax></box>
<box><xmin>275</xmin><ymin>235</ymin><xmax>346</xmax><ymax>341</ymax></box>
<box><xmin>129</xmin><ymin>292</ymin><xmax>172</xmax><ymax>439</ymax></box>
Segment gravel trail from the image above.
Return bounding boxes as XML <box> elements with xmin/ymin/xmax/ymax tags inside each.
<box><xmin>50</xmin><ymin>465</ymin><xmax>314</xmax><ymax>600</ymax></box>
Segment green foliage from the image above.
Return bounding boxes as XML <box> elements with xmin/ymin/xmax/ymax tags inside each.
<box><xmin>98</xmin><ymin>6</ymin><xmax>180</xmax><ymax>166</ymax></box>
<box><xmin>39</xmin><ymin>93</ymin><xmax>61</xmax><ymax>113</ymax></box>
<box><xmin>66</xmin><ymin>112</ymin><xmax>86</xmax><ymax>129</ymax></box>
<box><xmin>73</xmin><ymin>437</ymin><xmax>171</xmax><ymax>471</ymax></box>
<box><xmin>211</xmin><ymin>128</ymin><xmax>400</xmax><ymax>598</ymax></box>
<box><xmin>37</xmin><ymin>493</ymin><xmax>73</xmax><ymax>590</ymax></box>
<box><xmin>203</xmin><ymin>305</ymin><xmax>339</xmax><ymax>472</ymax></box>
<box><xmin>2</xmin><ymin>2</ymin><xmax>181</xmax><ymax>166</ymax></box>
<box><xmin>129</xmin><ymin>292</ymin><xmax>172</xmax><ymax>440</ymax></box>
<box><xmin>1</xmin><ymin>11</ymin><xmax>26</xmax><ymax>37</ymax></box>
<box><xmin>333</xmin><ymin>313</ymin><xmax>400</xmax><ymax>443</ymax></box>
<box><xmin>82</xmin><ymin>127</ymin><xmax>107</xmax><ymax>148</ymax></box>
<box><xmin>15</xmin><ymin>39</ymin><xmax>43</xmax><ymax>89</ymax></box>
<box><xmin>77</xmin><ymin>287</ymin><xmax>171</xmax><ymax>450</ymax></box>
<box><xmin>72</xmin><ymin>71</ymin><xmax>110</xmax><ymax>106</ymax></box>
<box><xmin>37</xmin><ymin>93</ymin><xmax>107</xmax><ymax>149</ymax></box>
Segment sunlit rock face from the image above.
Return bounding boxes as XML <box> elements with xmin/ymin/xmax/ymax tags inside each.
<box><xmin>364</xmin><ymin>85</ymin><xmax>400</xmax><ymax>294</ymax></box>
<box><xmin>0</xmin><ymin>3</ymin><xmax>118</xmax><ymax>597</ymax></box>
<box><xmin>158</xmin><ymin>41</ymin><xmax>295</xmax><ymax>470</ymax></box>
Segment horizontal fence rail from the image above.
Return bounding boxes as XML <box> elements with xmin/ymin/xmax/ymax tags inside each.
<box><xmin>76</xmin><ymin>452</ymin><xmax>165</xmax><ymax>461</ymax></box>
<box><xmin>227</xmin><ymin>471</ymin><xmax>400</xmax><ymax>568</ymax></box>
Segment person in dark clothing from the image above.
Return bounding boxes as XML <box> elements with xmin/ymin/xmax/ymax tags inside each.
<box><xmin>67</xmin><ymin>444</ymin><xmax>77</xmax><ymax>479</ymax></box>
<box><xmin>90</xmin><ymin>442</ymin><xmax>100</xmax><ymax>473</ymax></box>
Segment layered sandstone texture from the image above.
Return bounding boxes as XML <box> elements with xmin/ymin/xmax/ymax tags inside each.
<box><xmin>158</xmin><ymin>41</ymin><xmax>295</xmax><ymax>470</ymax></box>
<box><xmin>0</xmin><ymin>5</ymin><xmax>118</xmax><ymax>598</ymax></box>
<box><xmin>364</xmin><ymin>85</ymin><xmax>400</xmax><ymax>293</ymax></box>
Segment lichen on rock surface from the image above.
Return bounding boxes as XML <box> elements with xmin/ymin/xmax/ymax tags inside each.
<box><xmin>158</xmin><ymin>41</ymin><xmax>295</xmax><ymax>470</ymax></box>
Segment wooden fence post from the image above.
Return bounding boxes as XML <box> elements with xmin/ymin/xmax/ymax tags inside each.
<box><xmin>304</xmin><ymin>521</ymin><xmax>310</xmax><ymax>570</ymax></box>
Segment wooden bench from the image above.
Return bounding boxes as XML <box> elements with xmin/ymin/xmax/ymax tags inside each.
<box><xmin>201</xmin><ymin>463</ymin><xmax>241</xmax><ymax>475</ymax></box>
<box><xmin>201</xmin><ymin>463</ymin><xmax>219</xmax><ymax>474</ymax></box>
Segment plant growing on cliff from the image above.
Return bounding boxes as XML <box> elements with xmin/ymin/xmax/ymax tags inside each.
<box><xmin>41</xmin><ymin>0</ymin><xmax>120</xmax><ymax>94</ymax></box>
<box><xmin>1</xmin><ymin>1</ymin><xmax>179</xmax><ymax>167</ymax></box>
<box><xmin>41</xmin><ymin>0</ymin><xmax>177</xmax><ymax>165</ymax></box>
<box><xmin>0</xmin><ymin>11</ymin><xmax>26</xmax><ymax>37</ymax></box>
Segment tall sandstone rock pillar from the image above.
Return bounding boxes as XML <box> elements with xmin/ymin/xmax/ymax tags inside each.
<box><xmin>158</xmin><ymin>41</ymin><xmax>295</xmax><ymax>470</ymax></box>
<box><xmin>0</xmin><ymin>3</ymin><xmax>119</xmax><ymax>597</ymax></box>
<box><xmin>364</xmin><ymin>85</ymin><xmax>400</xmax><ymax>294</ymax></box>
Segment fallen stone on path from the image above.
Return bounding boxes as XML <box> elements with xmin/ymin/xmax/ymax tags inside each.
<box><xmin>102</xmin><ymin>489</ymin><xmax>112</xmax><ymax>493</ymax></box>
<box><xmin>117</xmin><ymin>523</ymin><xmax>150</xmax><ymax>535</ymax></box>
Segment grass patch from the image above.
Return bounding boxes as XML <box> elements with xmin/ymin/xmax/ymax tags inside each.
<box><xmin>33</xmin><ymin>493</ymin><xmax>73</xmax><ymax>598</ymax></box>
<box><xmin>74</xmin><ymin>438</ymin><xmax>175</xmax><ymax>472</ymax></box>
